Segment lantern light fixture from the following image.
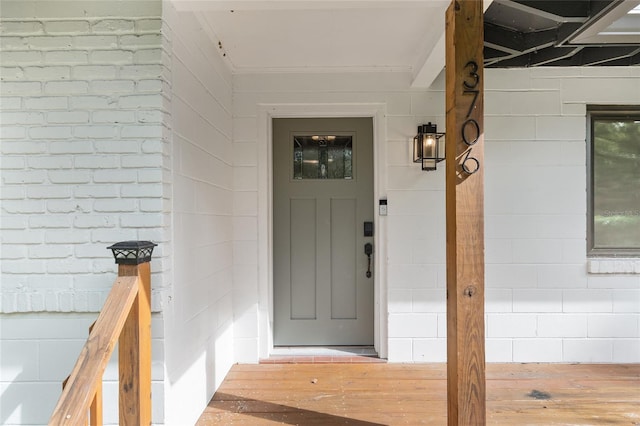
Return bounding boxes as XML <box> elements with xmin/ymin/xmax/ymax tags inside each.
<box><xmin>413</xmin><ymin>122</ymin><xmax>445</xmax><ymax>171</ymax></box>
<box><xmin>107</xmin><ymin>240</ymin><xmax>157</xmax><ymax>265</ymax></box>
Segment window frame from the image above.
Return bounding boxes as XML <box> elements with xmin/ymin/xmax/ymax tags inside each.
<box><xmin>587</xmin><ymin>105</ymin><xmax>640</xmax><ymax>257</ymax></box>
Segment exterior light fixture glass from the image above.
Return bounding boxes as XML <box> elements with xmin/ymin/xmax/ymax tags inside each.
<box><xmin>413</xmin><ymin>122</ymin><xmax>445</xmax><ymax>171</ymax></box>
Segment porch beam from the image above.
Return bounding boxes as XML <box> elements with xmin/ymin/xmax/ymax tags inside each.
<box><xmin>445</xmin><ymin>0</ymin><xmax>486</xmax><ymax>425</ymax></box>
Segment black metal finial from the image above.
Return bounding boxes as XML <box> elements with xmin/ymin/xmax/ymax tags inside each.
<box><xmin>107</xmin><ymin>241</ymin><xmax>157</xmax><ymax>265</ymax></box>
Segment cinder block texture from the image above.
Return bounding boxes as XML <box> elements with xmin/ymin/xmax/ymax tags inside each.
<box><xmin>234</xmin><ymin>67</ymin><xmax>640</xmax><ymax>363</ymax></box>
<box><xmin>0</xmin><ymin>313</ymin><xmax>165</xmax><ymax>426</ymax></box>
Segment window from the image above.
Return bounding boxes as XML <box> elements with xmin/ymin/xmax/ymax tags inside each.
<box><xmin>293</xmin><ymin>135</ymin><xmax>353</xmax><ymax>180</ymax></box>
<box><xmin>588</xmin><ymin>106</ymin><xmax>640</xmax><ymax>256</ymax></box>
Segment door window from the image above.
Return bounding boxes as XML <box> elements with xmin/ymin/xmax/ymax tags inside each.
<box><xmin>293</xmin><ymin>135</ymin><xmax>353</xmax><ymax>180</ymax></box>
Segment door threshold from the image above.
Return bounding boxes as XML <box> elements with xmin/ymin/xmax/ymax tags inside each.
<box><xmin>261</xmin><ymin>346</ymin><xmax>385</xmax><ymax>364</ymax></box>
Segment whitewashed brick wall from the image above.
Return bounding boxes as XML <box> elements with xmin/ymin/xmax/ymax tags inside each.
<box><xmin>0</xmin><ymin>1</ymin><xmax>168</xmax><ymax>313</ymax></box>
<box><xmin>0</xmin><ymin>1</ymin><xmax>168</xmax><ymax>425</ymax></box>
<box><xmin>233</xmin><ymin>67</ymin><xmax>640</xmax><ymax>364</ymax></box>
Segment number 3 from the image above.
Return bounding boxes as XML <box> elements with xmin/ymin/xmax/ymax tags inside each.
<box><xmin>463</xmin><ymin>61</ymin><xmax>479</xmax><ymax>90</ymax></box>
<box><xmin>461</xmin><ymin>60</ymin><xmax>480</xmax><ymax>175</ymax></box>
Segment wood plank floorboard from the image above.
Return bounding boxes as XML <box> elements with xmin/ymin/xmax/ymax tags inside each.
<box><xmin>196</xmin><ymin>363</ymin><xmax>640</xmax><ymax>426</ymax></box>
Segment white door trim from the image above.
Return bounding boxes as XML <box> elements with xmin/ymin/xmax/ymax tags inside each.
<box><xmin>257</xmin><ymin>103</ymin><xmax>388</xmax><ymax>359</ymax></box>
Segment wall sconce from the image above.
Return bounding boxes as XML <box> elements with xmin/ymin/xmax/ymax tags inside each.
<box><xmin>413</xmin><ymin>122</ymin><xmax>445</xmax><ymax>171</ymax></box>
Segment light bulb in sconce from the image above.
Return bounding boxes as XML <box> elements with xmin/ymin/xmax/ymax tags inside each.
<box><xmin>413</xmin><ymin>122</ymin><xmax>445</xmax><ymax>171</ymax></box>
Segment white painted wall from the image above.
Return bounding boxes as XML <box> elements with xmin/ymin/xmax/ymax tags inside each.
<box><xmin>481</xmin><ymin>68</ymin><xmax>640</xmax><ymax>363</ymax></box>
<box><xmin>233</xmin><ymin>67</ymin><xmax>640</xmax><ymax>364</ymax></box>
<box><xmin>161</xmin><ymin>2</ymin><xmax>235</xmax><ymax>424</ymax></box>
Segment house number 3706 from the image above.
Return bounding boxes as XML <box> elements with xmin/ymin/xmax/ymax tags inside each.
<box><xmin>461</xmin><ymin>60</ymin><xmax>480</xmax><ymax>175</ymax></box>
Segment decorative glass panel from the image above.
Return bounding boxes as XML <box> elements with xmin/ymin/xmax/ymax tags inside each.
<box><xmin>293</xmin><ymin>135</ymin><xmax>353</xmax><ymax>180</ymax></box>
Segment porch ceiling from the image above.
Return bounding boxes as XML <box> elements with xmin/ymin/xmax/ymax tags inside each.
<box><xmin>485</xmin><ymin>0</ymin><xmax>640</xmax><ymax>67</ymax></box>
<box><xmin>174</xmin><ymin>0</ymin><xmax>640</xmax><ymax>88</ymax></box>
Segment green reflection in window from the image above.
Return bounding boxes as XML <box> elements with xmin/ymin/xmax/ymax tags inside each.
<box><xmin>593</xmin><ymin>118</ymin><xmax>640</xmax><ymax>250</ymax></box>
<box><xmin>293</xmin><ymin>135</ymin><xmax>353</xmax><ymax>180</ymax></box>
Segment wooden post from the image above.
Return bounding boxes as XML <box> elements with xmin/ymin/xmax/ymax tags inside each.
<box><xmin>118</xmin><ymin>260</ymin><xmax>152</xmax><ymax>426</ymax></box>
<box><xmin>90</xmin><ymin>381</ymin><xmax>103</xmax><ymax>426</ymax></box>
<box><xmin>108</xmin><ymin>241</ymin><xmax>156</xmax><ymax>426</ymax></box>
<box><xmin>88</xmin><ymin>321</ymin><xmax>103</xmax><ymax>426</ymax></box>
<box><xmin>445</xmin><ymin>1</ymin><xmax>486</xmax><ymax>425</ymax></box>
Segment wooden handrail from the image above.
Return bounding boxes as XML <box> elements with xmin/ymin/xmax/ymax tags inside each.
<box><xmin>50</xmin><ymin>241</ymin><xmax>155</xmax><ymax>426</ymax></box>
<box><xmin>50</xmin><ymin>276</ymin><xmax>138</xmax><ymax>424</ymax></box>
<box><xmin>60</xmin><ymin>321</ymin><xmax>104</xmax><ymax>426</ymax></box>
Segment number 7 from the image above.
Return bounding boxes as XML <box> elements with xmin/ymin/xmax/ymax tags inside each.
<box><xmin>463</xmin><ymin>90</ymin><xmax>479</xmax><ymax>119</ymax></box>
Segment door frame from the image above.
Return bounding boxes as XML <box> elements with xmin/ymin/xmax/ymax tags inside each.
<box><xmin>257</xmin><ymin>103</ymin><xmax>388</xmax><ymax>359</ymax></box>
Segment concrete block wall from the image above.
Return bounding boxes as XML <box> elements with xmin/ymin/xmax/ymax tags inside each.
<box><xmin>389</xmin><ymin>67</ymin><xmax>640</xmax><ymax>363</ymax></box>
<box><xmin>0</xmin><ymin>0</ymin><xmax>167</xmax><ymax>312</ymax></box>
<box><xmin>0</xmin><ymin>313</ymin><xmax>165</xmax><ymax>425</ymax></box>
<box><xmin>161</xmin><ymin>2</ymin><xmax>235</xmax><ymax>424</ymax></box>
<box><xmin>233</xmin><ymin>67</ymin><xmax>640</xmax><ymax>363</ymax></box>
<box><xmin>481</xmin><ymin>67</ymin><xmax>640</xmax><ymax>363</ymax></box>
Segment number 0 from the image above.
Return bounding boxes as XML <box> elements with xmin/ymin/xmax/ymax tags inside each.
<box><xmin>461</xmin><ymin>119</ymin><xmax>480</xmax><ymax>146</ymax></box>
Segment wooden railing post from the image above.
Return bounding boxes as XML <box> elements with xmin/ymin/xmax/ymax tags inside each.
<box><xmin>107</xmin><ymin>241</ymin><xmax>156</xmax><ymax>426</ymax></box>
<box><xmin>50</xmin><ymin>241</ymin><xmax>155</xmax><ymax>425</ymax></box>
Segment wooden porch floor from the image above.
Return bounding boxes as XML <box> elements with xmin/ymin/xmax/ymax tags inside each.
<box><xmin>196</xmin><ymin>363</ymin><xmax>640</xmax><ymax>425</ymax></box>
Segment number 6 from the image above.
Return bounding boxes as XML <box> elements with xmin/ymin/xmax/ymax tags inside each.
<box><xmin>461</xmin><ymin>148</ymin><xmax>480</xmax><ymax>175</ymax></box>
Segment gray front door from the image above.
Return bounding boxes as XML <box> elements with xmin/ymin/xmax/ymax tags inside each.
<box><xmin>273</xmin><ymin>117</ymin><xmax>374</xmax><ymax>346</ymax></box>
